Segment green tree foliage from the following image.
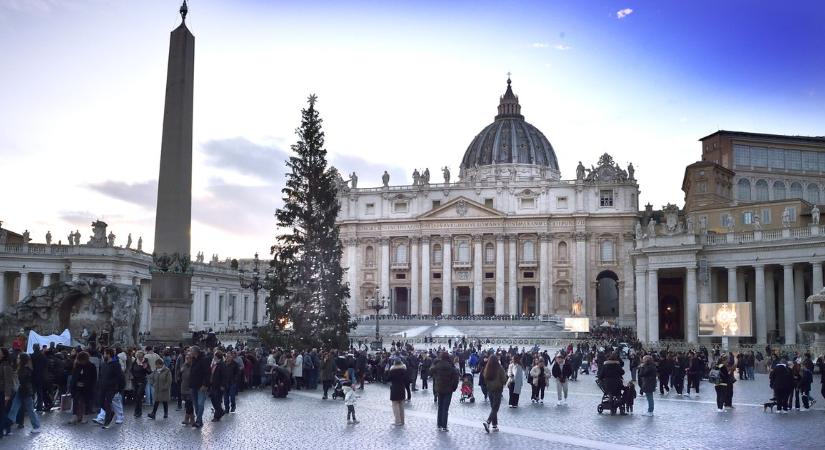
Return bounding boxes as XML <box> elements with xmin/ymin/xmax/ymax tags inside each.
<box><xmin>266</xmin><ymin>95</ymin><xmax>354</xmax><ymax>349</ymax></box>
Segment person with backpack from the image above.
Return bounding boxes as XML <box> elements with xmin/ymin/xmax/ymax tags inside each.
<box><xmin>430</xmin><ymin>351</ymin><xmax>459</xmax><ymax>432</ymax></box>
<box><xmin>551</xmin><ymin>354</ymin><xmax>572</xmax><ymax>406</ymax></box>
<box><xmin>638</xmin><ymin>355</ymin><xmax>657</xmax><ymax>416</ymax></box>
<box><xmin>710</xmin><ymin>356</ymin><xmax>732</xmax><ymax>412</ymax></box>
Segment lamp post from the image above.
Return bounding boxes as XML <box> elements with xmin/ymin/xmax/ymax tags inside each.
<box><xmin>238</xmin><ymin>252</ymin><xmax>271</xmax><ymax>328</ymax></box>
<box><xmin>365</xmin><ymin>290</ymin><xmax>389</xmax><ymax>346</ymax></box>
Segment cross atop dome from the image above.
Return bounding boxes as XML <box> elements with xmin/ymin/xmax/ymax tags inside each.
<box><xmin>496</xmin><ymin>74</ymin><xmax>522</xmax><ymax>120</ymax></box>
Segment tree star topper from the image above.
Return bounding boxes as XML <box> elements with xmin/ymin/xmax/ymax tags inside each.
<box><xmin>308</xmin><ymin>94</ymin><xmax>318</xmax><ymax>107</ymax></box>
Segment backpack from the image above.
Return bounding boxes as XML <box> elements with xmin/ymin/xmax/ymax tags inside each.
<box><xmin>708</xmin><ymin>368</ymin><xmax>721</xmax><ymax>385</ymax></box>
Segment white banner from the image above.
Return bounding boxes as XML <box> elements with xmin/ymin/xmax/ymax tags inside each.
<box><xmin>26</xmin><ymin>329</ymin><xmax>72</xmax><ymax>353</ymax></box>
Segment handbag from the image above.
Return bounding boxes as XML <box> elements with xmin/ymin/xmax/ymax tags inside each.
<box><xmin>60</xmin><ymin>394</ymin><xmax>73</xmax><ymax>412</ymax></box>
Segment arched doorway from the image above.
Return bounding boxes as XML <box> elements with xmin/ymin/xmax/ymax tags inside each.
<box><xmin>393</xmin><ymin>287</ymin><xmax>409</xmax><ymax>315</ymax></box>
<box><xmin>484</xmin><ymin>297</ymin><xmax>495</xmax><ymax>316</ymax></box>
<box><xmin>596</xmin><ymin>270</ymin><xmax>619</xmax><ymax>317</ymax></box>
<box><xmin>432</xmin><ymin>297</ymin><xmax>442</xmax><ymax>316</ymax></box>
<box><xmin>521</xmin><ymin>286</ymin><xmax>537</xmax><ymax>315</ymax></box>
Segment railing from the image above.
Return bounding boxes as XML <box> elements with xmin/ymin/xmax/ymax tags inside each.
<box><xmin>734</xmin><ymin>231</ymin><xmax>754</xmax><ymax>243</ymax></box>
<box><xmin>693</xmin><ymin>226</ymin><xmax>822</xmax><ymax>247</ymax></box>
<box><xmin>792</xmin><ymin>227</ymin><xmax>811</xmax><ymax>238</ymax></box>
<box><xmin>762</xmin><ymin>229</ymin><xmax>782</xmax><ymax>240</ymax></box>
<box><xmin>518</xmin><ymin>259</ymin><xmax>538</xmax><ymax>267</ymax></box>
<box><xmin>390</xmin><ymin>261</ymin><xmax>409</xmax><ymax>270</ymax></box>
<box><xmin>452</xmin><ymin>260</ymin><xmax>471</xmax><ymax>268</ymax></box>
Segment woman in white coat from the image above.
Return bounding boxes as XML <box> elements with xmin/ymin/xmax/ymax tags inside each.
<box><xmin>507</xmin><ymin>356</ymin><xmax>524</xmax><ymax>408</ymax></box>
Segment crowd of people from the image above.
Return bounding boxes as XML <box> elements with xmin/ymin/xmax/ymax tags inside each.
<box><xmin>1</xmin><ymin>333</ymin><xmax>824</xmax><ymax>438</ymax></box>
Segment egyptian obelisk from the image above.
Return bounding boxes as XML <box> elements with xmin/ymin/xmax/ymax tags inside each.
<box><xmin>149</xmin><ymin>1</ymin><xmax>195</xmax><ymax>342</ymax></box>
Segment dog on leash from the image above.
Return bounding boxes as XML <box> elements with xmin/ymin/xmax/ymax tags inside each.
<box><xmin>763</xmin><ymin>399</ymin><xmax>777</xmax><ymax>412</ymax></box>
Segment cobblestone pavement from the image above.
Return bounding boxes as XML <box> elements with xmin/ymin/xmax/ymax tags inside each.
<box><xmin>5</xmin><ymin>370</ymin><xmax>825</xmax><ymax>450</ymax></box>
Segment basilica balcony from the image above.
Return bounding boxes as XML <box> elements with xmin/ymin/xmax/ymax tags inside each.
<box><xmin>390</xmin><ymin>261</ymin><xmax>409</xmax><ymax>270</ymax></box>
<box><xmin>363</xmin><ymin>262</ymin><xmax>376</xmax><ymax>269</ymax></box>
<box><xmin>452</xmin><ymin>260</ymin><xmax>472</xmax><ymax>269</ymax></box>
<box><xmin>518</xmin><ymin>259</ymin><xmax>538</xmax><ymax>268</ymax></box>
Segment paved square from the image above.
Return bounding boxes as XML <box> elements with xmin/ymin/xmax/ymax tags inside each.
<box><xmin>5</xmin><ymin>367</ymin><xmax>825</xmax><ymax>450</ymax></box>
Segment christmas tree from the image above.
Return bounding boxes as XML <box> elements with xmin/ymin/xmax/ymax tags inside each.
<box><xmin>267</xmin><ymin>94</ymin><xmax>353</xmax><ymax>349</ymax></box>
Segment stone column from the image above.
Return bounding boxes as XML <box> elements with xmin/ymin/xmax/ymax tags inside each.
<box><xmin>635</xmin><ymin>269</ymin><xmax>648</xmax><ymax>341</ymax></box>
<box><xmin>647</xmin><ymin>268</ymin><xmax>659</xmax><ymax>342</ymax></box>
<box><xmin>410</xmin><ymin>237</ymin><xmax>419</xmax><ymax>315</ymax></box>
<box><xmin>813</xmin><ymin>261</ymin><xmax>824</xmax><ymax>321</ymax></box>
<box><xmin>782</xmin><ymin>263</ymin><xmax>796</xmax><ymax>345</ymax></box>
<box><xmin>754</xmin><ymin>264</ymin><xmax>767</xmax><ymax>345</ymax></box>
<box><xmin>421</xmin><ymin>237</ymin><xmax>431</xmax><ymax>315</ymax></box>
<box><xmin>42</xmin><ymin>272</ymin><xmax>52</xmax><ymax>287</ymax></box>
<box><xmin>539</xmin><ymin>233</ymin><xmax>550</xmax><ymax>316</ymax></box>
<box><xmin>442</xmin><ymin>236</ymin><xmax>453</xmax><ymax>315</ymax></box>
<box><xmin>686</xmin><ymin>267</ymin><xmax>698</xmax><ymax>344</ymax></box>
<box><xmin>574</xmin><ymin>232</ymin><xmax>587</xmax><ymax>315</ymax></box>
<box><xmin>726</xmin><ymin>266</ymin><xmax>738</xmax><ymax>302</ymax></box>
<box><xmin>347</xmin><ymin>239</ymin><xmax>359</xmax><ymax>315</ymax></box>
<box><xmin>380</xmin><ymin>238</ymin><xmax>390</xmax><ymax>300</ymax></box>
<box><xmin>507</xmin><ymin>234</ymin><xmax>518</xmax><ymax>315</ymax></box>
<box><xmin>765</xmin><ymin>268</ymin><xmax>776</xmax><ymax>339</ymax></box>
<box><xmin>0</xmin><ymin>272</ymin><xmax>6</xmax><ymax>314</ymax></box>
<box><xmin>18</xmin><ymin>271</ymin><xmax>29</xmax><ymax>302</ymax></box>
<box><xmin>472</xmin><ymin>235</ymin><xmax>482</xmax><ymax>316</ymax></box>
<box><xmin>794</xmin><ymin>265</ymin><xmax>805</xmax><ymax>325</ymax></box>
<box><xmin>495</xmin><ymin>234</ymin><xmax>505</xmax><ymax>315</ymax></box>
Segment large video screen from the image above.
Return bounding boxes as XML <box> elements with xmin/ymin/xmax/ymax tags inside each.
<box><xmin>564</xmin><ymin>317</ymin><xmax>590</xmax><ymax>333</ymax></box>
<box><xmin>698</xmin><ymin>302</ymin><xmax>752</xmax><ymax>337</ymax></box>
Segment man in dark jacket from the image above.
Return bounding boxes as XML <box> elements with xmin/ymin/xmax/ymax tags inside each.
<box><xmin>420</xmin><ymin>354</ymin><xmax>432</xmax><ymax>390</ymax></box>
<box><xmin>187</xmin><ymin>346</ymin><xmax>210</xmax><ymax>428</ymax></box>
<box><xmin>355</xmin><ymin>352</ymin><xmax>367</xmax><ymax>390</ymax></box>
<box><xmin>100</xmin><ymin>348</ymin><xmax>125</xmax><ymax>428</ymax></box>
<box><xmin>686</xmin><ymin>351</ymin><xmax>703</xmax><ymax>398</ymax></box>
<box><xmin>209</xmin><ymin>351</ymin><xmax>228</xmax><ymax>422</ymax></box>
<box><xmin>223</xmin><ymin>351</ymin><xmax>242</xmax><ymax>413</ymax></box>
<box><xmin>430</xmin><ymin>352</ymin><xmax>459</xmax><ymax>432</ymax></box>
<box><xmin>657</xmin><ymin>354</ymin><xmax>673</xmax><ymax>395</ymax></box>
<box><xmin>406</xmin><ymin>353</ymin><xmax>420</xmax><ymax>394</ymax></box>
<box><xmin>769</xmin><ymin>360</ymin><xmax>794</xmax><ymax>412</ymax></box>
<box><xmin>638</xmin><ymin>355</ymin><xmax>657</xmax><ymax>416</ymax></box>
<box><xmin>32</xmin><ymin>346</ymin><xmax>49</xmax><ymax>412</ymax></box>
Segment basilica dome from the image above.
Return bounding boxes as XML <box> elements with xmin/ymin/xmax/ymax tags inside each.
<box><xmin>460</xmin><ymin>78</ymin><xmax>559</xmax><ymax>172</ymax></box>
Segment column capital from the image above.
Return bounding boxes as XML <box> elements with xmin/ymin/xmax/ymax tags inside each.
<box><xmin>539</xmin><ymin>232</ymin><xmax>551</xmax><ymax>242</ymax></box>
<box><xmin>495</xmin><ymin>233</ymin><xmax>505</xmax><ymax>242</ymax></box>
<box><xmin>421</xmin><ymin>235</ymin><xmax>431</xmax><ymax>244</ymax></box>
<box><xmin>647</xmin><ymin>267</ymin><xmax>657</xmax><ymax>274</ymax></box>
<box><xmin>574</xmin><ymin>232</ymin><xmax>588</xmax><ymax>242</ymax></box>
<box><xmin>685</xmin><ymin>266</ymin><xmax>697</xmax><ymax>273</ymax></box>
<box><xmin>410</xmin><ymin>236</ymin><xmax>420</xmax><ymax>245</ymax></box>
<box><xmin>725</xmin><ymin>265</ymin><xmax>738</xmax><ymax>271</ymax></box>
<box><xmin>753</xmin><ymin>263</ymin><xmax>766</xmax><ymax>269</ymax></box>
<box><xmin>472</xmin><ymin>234</ymin><xmax>483</xmax><ymax>243</ymax></box>
<box><xmin>506</xmin><ymin>233</ymin><xmax>518</xmax><ymax>241</ymax></box>
<box><xmin>379</xmin><ymin>237</ymin><xmax>390</xmax><ymax>245</ymax></box>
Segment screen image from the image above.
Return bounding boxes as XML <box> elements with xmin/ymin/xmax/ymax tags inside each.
<box><xmin>564</xmin><ymin>317</ymin><xmax>590</xmax><ymax>333</ymax></box>
<box><xmin>698</xmin><ymin>302</ymin><xmax>753</xmax><ymax>337</ymax></box>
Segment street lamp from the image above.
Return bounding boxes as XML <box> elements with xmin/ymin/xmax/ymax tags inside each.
<box><xmin>238</xmin><ymin>252</ymin><xmax>272</xmax><ymax>328</ymax></box>
<box><xmin>365</xmin><ymin>290</ymin><xmax>390</xmax><ymax>346</ymax></box>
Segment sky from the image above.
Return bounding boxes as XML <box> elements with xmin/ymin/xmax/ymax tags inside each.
<box><xmin>1</xmin><ymin>0</ymin><xmax>823</xmax><ymax>259</ymax></box>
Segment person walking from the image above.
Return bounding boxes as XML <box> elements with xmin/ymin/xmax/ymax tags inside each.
<box><xmin>69</xmin><ymin>351</ymin><xmax>97</xmax><ymax>425</ymax></box>
<box><xmin>5</xmin><ymin>353</ymin><xmax>40</xmax><ymax>434</ymax></box>
<box><xmin>209</xmin><ymin>351</ymin><xmax>227</xmax><ymax>422</ymax></box>
<box><xmin>0</xmin><ymin>349</ymin><xmax>15</xmax><ymax>439</ymax></box>
<box><xmin>529</xmin><ymin>359</ymin><xmax>549</xmax><ymax>404</ymax></box>
<box><xmin>686</xmin><ymin>351</ymin><xmax>703</xmax><ymax>398</ymax></box>
<box><xmin>710</xmin><ymin>356</ymin><xmax>733</xmax><ymax>412</ymax></box>
<box><xmin>657</xmin><ymin>353</ymin><xmax>672</xmax><ymax>396</ymax></box>
<box><xmin>343</xmin><ymin>381</ymin><xmax>358</xmax><ymax>424</ymax></box>
<box><xmin>482</xmin><ymin>352</ymin><xmax>507</xmax><ymax>433</ymax></box>
<box><xmin>179</xmin><ymin>353</ymin><xmax>194</xmax><ymax>426</ymax></box>
<box><xmin>420</xmin><ymin>354</ymin><xmax>432</xmax><ymax>390</ymax></box>
<box><xmin>97</xmin><ymin>348</ymin><xmax>125</xmax><ymax>429</ymax></box>
<box><xmin>224</xmin><ymin>351</ymin><xmax>242</xmax><ymax>413</ymax></box>
<box><xmin>148</xmin><ymin>359</ymin><xmax>172</xmax><ymax>420</ymax></box>
<box><xmin>320</xmin><ymin>352</ymin><xmax>336</xmax><ymax>400</ymax></box>
<box><xmin>430</xmin><ymin>352</ymin><xmax>459</xmax><ymax>431</ymax></box>
<box><xmin>188</xmin><ymin>346</ymin><xmax>210</xmax><ymax>429</ymax></box>
<box><xmin>507</xmin><ymin>356</ymin><xmax>524</xmax><ymax>408</ymax></box>
<box><xmin>292</xmin><ymin>351</ymin><xmax>304</xmax><ymax>390</ymax></box>
<box><xmin>130</xmin><ymin>351</ymin><xmax>151</xmax><ymax>418</ymax></box>
<box><xmin>387</xmin><ymin>359</ymin><xmax>407</xmax><ymax>426</ymax></box>
<box><xmin>638</xmin><ymin>355</ymin><xmax>657</xmax><ymax>416</ymax></box>
<box><xmin>551</xmin><ymin>354</ymin><xmax>572</xmax><ymax>406</ymax></box>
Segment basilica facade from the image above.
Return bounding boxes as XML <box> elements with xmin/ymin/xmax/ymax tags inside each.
<box><xmin>337</xmin><ymin>79</ymin><xmax>640</xmax><ymax>325</ymax></box>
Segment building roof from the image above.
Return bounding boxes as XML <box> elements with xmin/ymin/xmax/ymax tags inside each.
<box><xmin>699</xmin><ymin>130</ymin><xmax>825</xmax><ymax>144</ymax></box>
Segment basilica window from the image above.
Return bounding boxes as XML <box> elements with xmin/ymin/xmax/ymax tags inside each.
<box><xmin>750</xmin><ymin>147</ymin><xmax>768</xmax><ymax>167</ymax></box>
<box><xmin>804</xmin><ymin>151</ymin><xmax>819</xmax><ymax>171</ymax></box>
<box><xmin>790</xmin><ymin>182</ymin><xmax>803</xmax><ymax>199</ymax></box>
<box><xmin>484</xmin><ymin>198</ymin><xmax>494</xmax><ymax>208</ymax></box>
<box><xmin>742</xmin><ymin>211</ymin><xmax>754</xmax><ymax>225</ymax></box>
<box><xmin>696</xmin><ymin>182</ymin><xmax>707</xmax><ymax>194</ymax></box>
<box><xmin>432</xmin><ymin>200</ymin><xmax>441</xmax><ymax>209</ymax></box>
<box><xmin>365</xmin><ymin>203</ymin><xmax>375</xmax><ymax>215</ymax></box>
<box><xmin>484</xmin><ymin>243</ymin><xmax>495</xmax><ymax>264</ymax></box>
<box><xmin>721</xmin><ymin>213</ymin><xmax>732</xmax><ymax>228</ymax></box>
<box><xmin>218</xmin><ymin>295</ymin><xmax>225</xmax><ymax>321</ymax></box>
<box><xmin>787</xmin><ymin>207</ymin><xmax>797</xmax><ymax>222</ymax></box>
<box><xmin>737</xmin><ymin>179</ymin><xmax>751</xmax><ymax>201</ymax></box>
<box><xmin>520</xmin><ymin>198</ymin><xmax>536</xmax><ymax>209</ymax></box>
<box><xmin>244</xmin><ymin>295</ymin><xmax>250</xmax><ymax>321</ymax></box>
<box><xmin>365</xmin><ymin>246</ymin><xmax>375</xmax><ymax>266</ymax></box>
<box><xmin>761</xmin><ymin>208</ymin><xmax>772</xmax><ymax>225</ymax></box>
<box><xmin>395</xmin><ymin>243</ymin><xmax>408</xmax><ymax>264</ymax></box>
<box><xmin>820</xmin><ymin>152</ymin><xmax>825</xmax><ymax>172</ymax></box>
<box><xmin>599</xmin><ymin>190</ymin><xmax>614</xmax><ymax>207</ymax></box>
<box><xmin>773</xmin><ymin>181</ymin><xmax>786</xmax><ymax>200</ymax></box>
<box><xmin>769</xmin><ymin>148</ymin><xmax>785</xmax><ymax>169</ymax></box>
<box><xmin>432</xmin><ymin>244</ymin><xmax>443</xmax><ymax>263</ymax></box>
<box><xmin>203</xmin><ymin>293</ymin><xmax>210</xmax><ymax>322</ymax></box>
<box><xmin>230</xmin><ymin>294</ymin><xmax>237</xmax><ymax>321</ymax></box>
<box><xmin>557</xmin><ymin>241</ymin><xmax>568</xmax><ymax>262</ymax></box>
<box><xmin>522</xmin><ymin>240</ymin><xmax>535</xmax><ymax>261</ymax></box>
<box><xmin>600</xmin><ymin>240</ymin><xmax>614</xmax><ymax>263</ymax></box>
<box><xmin>806</xmin><ymin>184</ymin><xmax>821</xmax><ymax>204</ymax></box>
<box><xmin>457</xmin><ymin>241</ymin><xmax>470</xmax><ymax>263</ymax></box>
<box><xmin>734</xmin><ymin>145</ymin><xmax>749</xmax><ymax>167</ymax></box>
<box><xmin>393</xmin><ymin>201</ymin><xmax>408</xmax><ymax>213</ymax></box>
<box><xmin>755</xmin><ymin>180</ymin><xmax>769</xmax><ymax>202</ymax></box>
<box><xmin>786</xmin><ymin>150</ymin><xmax>802</xmax><ymax>171</ymax></box>
<box><xmin>557</xmin><ymin>196</ymin><xmax>568</xmax><ymax>209</ymax></box>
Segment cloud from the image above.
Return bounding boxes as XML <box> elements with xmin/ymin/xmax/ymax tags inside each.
<box><xmin>193</xmin><ymin>179</ymin><xmax>281</xmax><ymax>233</ymax></box>
<box><xmin>201</xmin><ymin>137</ymin><xmax>289</xmax><ymax>180</ymax></box>
<box><xmin>554</xmin><ymin>44</ymin><xmax>572</xmax><ymax>51</ymax></box>
<box><xmin>531</xmin><ymin>42</ymin><xmax>548</xmax><ymax>48</ymax></box>
<box><xmin>616</xmin><ymin>8</ymin><xmax>634</xmax><ymax>19</ymax></box>
<box><xmin>86</xmin><ymin>180</ymin><xmax>157</xmax><ymax>209</ymax></box>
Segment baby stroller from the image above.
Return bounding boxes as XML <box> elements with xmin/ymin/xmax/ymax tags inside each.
<box><xmin>459</xmin><ymin>373</ymin><xmax>475</xmax><ymax>403</ymax></box>
<box><xmin>331</xmin><ymin>376</ymin><xmax>346</xmax><ymax>400</ymax></box>
<box><xmin>595</xmin><ymin>378</ymin><xmax>625</xmax><ymax>415</ymax></box>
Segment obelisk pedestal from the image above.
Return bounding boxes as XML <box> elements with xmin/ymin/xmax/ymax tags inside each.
<box><xmin>148</xmin><ymin>4</ymin><xmax>195</xmax><ymax>343</ymax></box>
